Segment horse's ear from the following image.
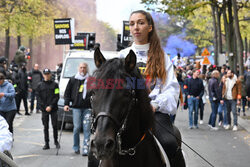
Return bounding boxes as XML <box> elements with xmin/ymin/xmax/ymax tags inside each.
<box><xmin>125</xmin><ymin>50</ymin><xmax>137</xmax><ymax>72</ymax></box>
<box><xmin>94</xmin><ymin>47</ymin><xmax>106</xmax><ymax>68</ymax></box>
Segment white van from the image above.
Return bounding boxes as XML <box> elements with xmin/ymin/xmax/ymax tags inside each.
<box><xmin>57</xmin><ymin>50</ymin><xmax>118</xmax><ymax>128</ymax></box>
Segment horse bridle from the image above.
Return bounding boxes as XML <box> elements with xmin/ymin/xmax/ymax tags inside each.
<box><xmin>91</xmin><ymin>89</ymin><xmax>145</xmax><ymax>156</ymax></box>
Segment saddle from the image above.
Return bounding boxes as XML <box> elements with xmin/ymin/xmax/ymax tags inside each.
<box><xmin>153</xmin><ymin>135</ymin><xmax>171</xmax><ymax>167</ymax></box>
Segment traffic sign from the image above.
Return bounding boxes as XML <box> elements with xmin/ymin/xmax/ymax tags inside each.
<box><xmin>201</xmin><ymin>48</ymin><xmax>210</xmax><ymax>56</ymax></box>
<box><xmin>202</xmin><ymin>56</ymin><xmax>211</xmax><ymax>65</ymax></box>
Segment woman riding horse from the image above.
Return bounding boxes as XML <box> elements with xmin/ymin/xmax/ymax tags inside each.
<box><xmin>119</xmin><ymin>10</ymin><xmax>185</xmax><ymax>167</ymax></box>
<box><xmin>88</xmin><ymin>10</ymin><xmax>185</xmax><ymax>167</ymax></box>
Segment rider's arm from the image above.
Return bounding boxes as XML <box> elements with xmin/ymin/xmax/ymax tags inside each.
<box><xmin>149</xmin><ymin>55</ymin><xmax>180</xmax><ymax>115</ymax></box>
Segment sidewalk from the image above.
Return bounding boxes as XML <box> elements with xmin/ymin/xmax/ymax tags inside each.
<box><xmin>238</xmin><ymin>106</ymin><xmax>250</xmax><ymax>133</ymax></box>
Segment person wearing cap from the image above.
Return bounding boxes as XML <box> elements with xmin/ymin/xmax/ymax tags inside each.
<box><xmin>0</xmin><ymin>72</ymin><xmax>17</xmax><ymax>134</ymax></box>
<box><xmin>14</xmin><ymin>46</ymin><xmax>27</xmax><ymax>68</ymax></box>
<box><xmin>36</xmin><ymin>68</ymin><xmax>60</xmax><ymax>150</ymax></box>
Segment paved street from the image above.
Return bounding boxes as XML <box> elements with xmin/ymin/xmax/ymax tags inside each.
<box><xmin>12</xmin><ymin>112</ymin><xmax>88</xmax><ymax>167</ymax></box>
<box><xmin>10</xmin><ymin>104</ymin><xmax>250</xmax><ymax>167</ymax></box>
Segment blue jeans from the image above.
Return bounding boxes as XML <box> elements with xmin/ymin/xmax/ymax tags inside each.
<box><xmin>240</xmin><ymin>97</ymin><xmax>247</xmax><ymax>113</ymax></box>
<box><xmin>225</xmin><ymin>100</ymin><xmax>237</xmax><ymax>126</ymax></box>
<box><xmin>208</xmin><ymin>99</ymin><xmax>219</xmax><ymax>127</ymax></box>
<box><xmin>188</xmin><ymin>97</ymin><xmax>199</xmax><ymax>127</ymax></box>
<box><xmin>218</xmin><ymin>102</ymin><xmax>228</xmax><ymax>125</ymax></box>
<box><xmin>72</xmin><ymin>108</ymin><xmax>91</xmax><ymax>152</ymax></box>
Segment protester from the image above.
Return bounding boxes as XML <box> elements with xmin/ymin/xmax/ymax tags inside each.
<box><xmin>244</xmin><ymin>67</ymin><xmax>250</xmax><ymax>103</ymax></box>
<box><xmin>28</xmin><ymin>64</ymin><xmax>43</xmax><ymax>113</ymax></box>
<box><xmin>184</xmin><ymin>69</ymin><xmax>204</xmax><ymax>129</ymax></box>
<box><xmin>14</xmin><ymin>46</ymin><xmax>27</xmax><ymax>68</ymax></box>
<box><xmin>15</xmin><ymin>63</ymin><xmax>29</xmax><ymax>115</ymax></box>
<box><xmin>36</xmin><ymin>68</ymin><xmax>60</xmax><ymax>150</ymax></box>
<box><xmin>238</xmin><ymin>75</ymin><xmax>247</xmax><ymax>116</ymax></box>
<box><xmin>208</xmin><ymin>70</ymin><xmax>220</xmax><ymax>130</ymax></box>
<box><xmin>222</xmin><ymin>70</ymin><xmax>241</xmax><ymax>131</ymax></box>
<box><xmin>198</xmin><ymin>73</ymin><xmax>207</xmax><ymax>124</ymax></box>
<box><xmin>218</xmin><ymin>74</ymin><xmax>229</xmax><ymax>129</ymax></box>
<box><xmin>0</xmin><ymin>72</ymin><xmax>16</xmax><ymax>134</ymax></box>
<box><xmin>64</xmin><ymin>63</ymin><xmax>91</xmax><ymax>156</ymax></box>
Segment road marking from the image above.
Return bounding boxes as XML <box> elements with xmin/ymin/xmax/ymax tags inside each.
<box><xmin>17</xmin><ymin>128</ymin><xmax>43</xmax><ymax>131</ymax></box>
<box><xmin>14</xmin><ymin>154</ymin><xmax>40</xmax><ymax>159</ymax></box>
<box><xmin>14</xmin><ymin>140</ymin><xmax>44</xmax><ymax>146</ymax></box>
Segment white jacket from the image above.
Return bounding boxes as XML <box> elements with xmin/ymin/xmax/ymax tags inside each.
<box><xmin>119</xmin><ymin>43</ymin><xmax>180</xmax><ymax>115</ymax></box>
<box><xmin>0</xmin><ymin>115</ymin><xmax>12</xmax><ymax>152</ymax></box>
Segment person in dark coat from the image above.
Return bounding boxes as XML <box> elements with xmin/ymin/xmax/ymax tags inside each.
<box><xmin>36</xmin><ymin>68</ymin><xmax>60</xmax><ymax>150</ymax></box>
<box><xmin>64</xmin><ymin>63</ymin><xmax>92</xmax><ymax>156</ymax></box>
<box><xmin>15</xmin><ymin>63</ymin><xmax>29</xmax><ymax>115</ymax></box>
<box><xmin>28</xmin><ymin>64</ymin><xmax>43</xmax><ymax>113</ymax></box>
<box><xmin>14</xmin><ymin>46</ymin><xmax>27</xmax><ymax>68</ymax></box>
<box><xmin>208</xmin><ymin>70</ymin><xmax>220</xmax><ymax>130</ymax></box>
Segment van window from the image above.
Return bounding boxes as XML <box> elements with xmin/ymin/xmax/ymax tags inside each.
<box><xmin>63</xmin><ymin>58</ymin><xmax>96</xmax><ymax>78</ymax></box>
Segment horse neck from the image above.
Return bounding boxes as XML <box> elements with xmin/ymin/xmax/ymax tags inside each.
<box><xmin>121</xmin><ymin>105</ymin><xmax>144</xmax><ymax>148</ymax></box>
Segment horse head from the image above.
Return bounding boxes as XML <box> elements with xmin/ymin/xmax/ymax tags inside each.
<box><xmin>90</xmin><ymin>48</ymin><xmax>153</xmax><ymax>160</ymax></box>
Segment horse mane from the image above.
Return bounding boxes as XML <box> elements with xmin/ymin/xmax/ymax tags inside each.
<box><xmin>93</xmin><ymin>58</ymin><xmax>154</xmax><ymax>132</ymax></box>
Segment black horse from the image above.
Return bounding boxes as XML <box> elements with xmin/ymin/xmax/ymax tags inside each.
<box><xmin>89</xmin><ymin>48</ymin><xmax>181</xmax><ymax>167</ymax></box>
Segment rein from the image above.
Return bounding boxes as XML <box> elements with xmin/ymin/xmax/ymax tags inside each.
<box><xmin>91</xmin><ymin>89</ymin><xmax>146</xmax><ymax>156</ymax></box>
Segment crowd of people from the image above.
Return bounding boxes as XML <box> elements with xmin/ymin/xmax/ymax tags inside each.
<box><xmin>0</xmin><ymin>45</ymin><xmax>91</xmax><ymax>163</ymax></box>
<box><xmin>0</xmin><ymin>46</ymin><xmax>65</xmax><ymax>166</ymax></box>
<box><xmin>175</xmin><ymin>62</ymin><xmax>250</xmax><ymax>131</ymax></box>
<box><xmin>0</xmin><ymin>10</ymin><xmax>249</xmax><ymax>167</ymax></box>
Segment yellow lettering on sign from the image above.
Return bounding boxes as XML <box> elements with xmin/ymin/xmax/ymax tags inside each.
<box><xmin>55</xmin><ymin>24</ymin><xmax>70</xmax><ymax>29</ymax></box>
<box><xmin>125</xmin><ymin>25</ymin><xmax>130</xmax><ymax>31</ymax></box>
<box><xmin>74</xmin><ymin>43</ymin><xmax>84</xmax><ymax>47</ymax></box>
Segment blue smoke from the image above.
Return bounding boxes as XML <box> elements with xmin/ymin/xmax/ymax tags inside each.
<box><xmin>151</xmin><ymin>12</ymin><xmax>197</xmax><ymax>60</ymax></box>
<box><xmin>164</xmin><ymin>31</ymin><xmax>197</xmax><ymax>60</ymax></box>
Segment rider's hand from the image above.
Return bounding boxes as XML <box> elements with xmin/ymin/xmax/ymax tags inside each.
<box><xmin>64</xmin><ymin>105</ymin><xmax>69</xmax><ymax>112</ymax></box>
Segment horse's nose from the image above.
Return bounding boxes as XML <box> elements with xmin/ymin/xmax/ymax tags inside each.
<box><xmin>91</xmin><ymin>138</ymin><xmax>115</xmax><ymax>151</ymax></box>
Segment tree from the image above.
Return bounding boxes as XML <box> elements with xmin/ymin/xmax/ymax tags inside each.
<box><xmin>141</xmin><ymin>0</ymin><xmax>249</xmax><ymax>70</ymax></box>
<box><xmin>185</xmin><ymin>6</ymin><xmax>214</xmax><ymax>51</ymax></box>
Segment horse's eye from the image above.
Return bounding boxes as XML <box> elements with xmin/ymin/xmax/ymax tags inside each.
<box><xmin>124</xmin><ymin>91</ymin><xmax>131</xmax><ymax>97</ymax></box>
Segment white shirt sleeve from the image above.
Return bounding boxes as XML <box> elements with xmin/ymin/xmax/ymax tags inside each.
<box><xmin>119</xmin><ymin>46</ymin><xmax>180</xmax><ymax>115</ymax></box>
<box><xmin>0</xmin><ymin>116</ymin><xmax>13</xmax><ymax>152</ymax></box>
<box><xmin>149</xmin><ymin>55</ymin><xmax>180</xmax><ymax>115</ymax></box>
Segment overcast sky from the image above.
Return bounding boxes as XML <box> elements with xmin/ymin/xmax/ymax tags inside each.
<box><xmin>96</xmin><ymin>0</ymin><xmax>146</xmax><ymax>32</ymax></box>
